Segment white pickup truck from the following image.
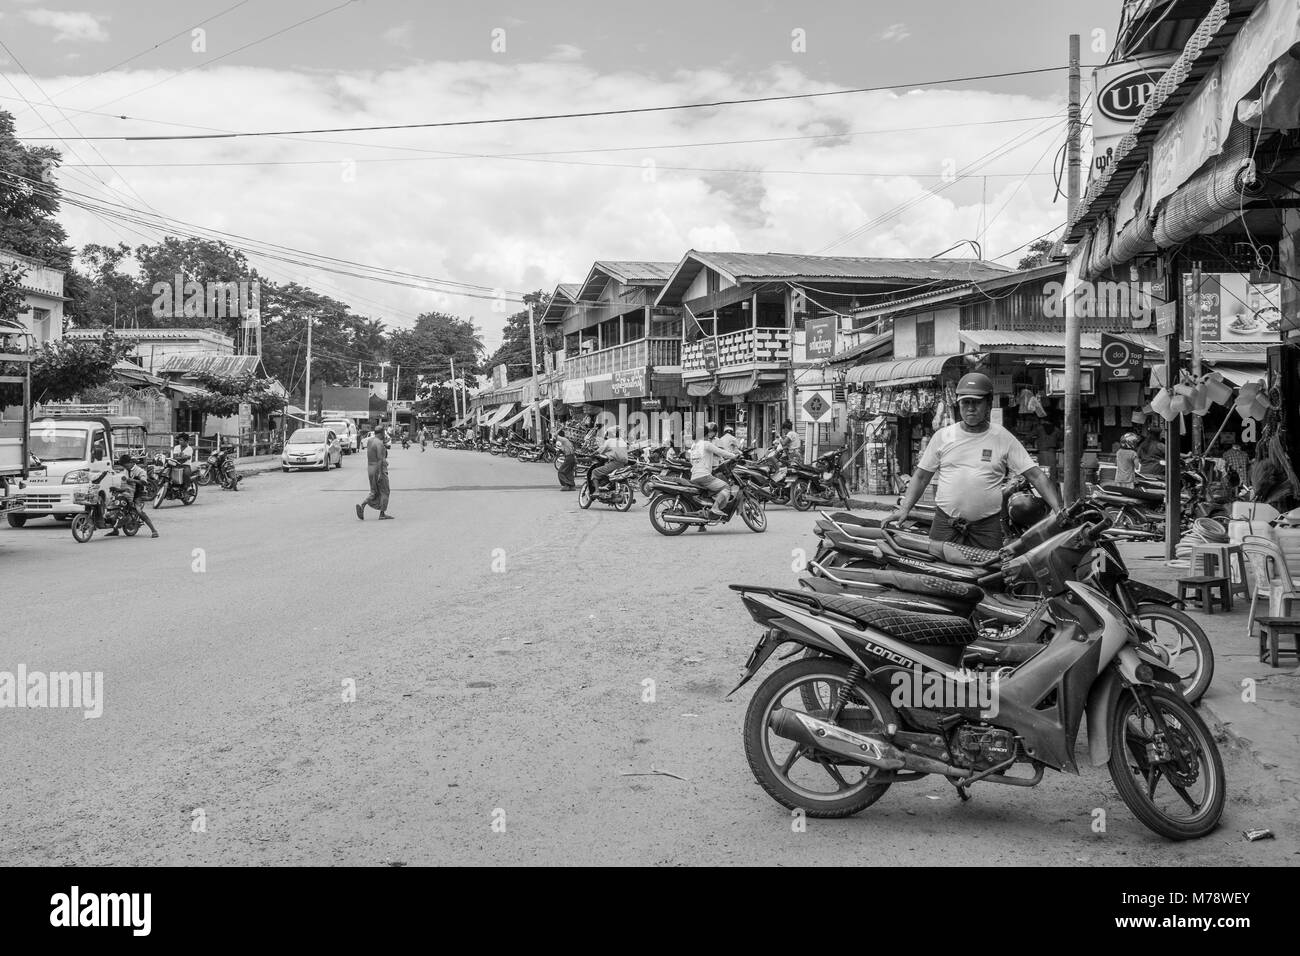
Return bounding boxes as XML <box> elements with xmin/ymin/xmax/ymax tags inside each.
<box><xmin>9</xmin><ymin>414</ymin><xmax>149</xmax><ymax>527</ymax></box>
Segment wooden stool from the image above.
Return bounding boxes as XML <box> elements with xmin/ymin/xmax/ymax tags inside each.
<box><xmin>1177</xmin><ymin>575</ymin><xmax>1232</xmax><ymax>614</ymax></box>
<box><xmin>1254</xmin><ymin>617</ymin><xmax>1300</xmax><ymax>667</ymax></box>
<box><xmin>1188</xmin><ymin>543</ymin><xmax>1250</xmax><ymax>601</ymax></box>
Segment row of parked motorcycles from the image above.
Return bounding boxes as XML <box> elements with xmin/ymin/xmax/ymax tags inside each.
<box><xmin>728</xmin><ymin>492</ymin><xmax>1226</xmax><ymax>841</ymax></box>
<box><xmin>69</xmin><ymin>448</ymin><xmax>240</xmax><ymax>543</ymax></box>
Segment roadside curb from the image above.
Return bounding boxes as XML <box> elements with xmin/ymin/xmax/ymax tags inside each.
<box><xmin>848</xmin><ymin>498</ymin><xmax>893</xmax><ymax>512</ymax></box>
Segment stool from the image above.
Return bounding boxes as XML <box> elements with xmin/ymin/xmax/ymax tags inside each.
<box><xmin>1177</xmin><ymin>575</ymin><xmax>1232</xmax><ymax>614</ymax></box>
<box><xmin>1253</xmin><ymin>617</ymin><xmax>1300</xmax><ymax>667</ymax></box>
<box><xmin>1188</xmin><ymin>542</ymin><xmax>1250</xmax><ymax>602</ymax></box>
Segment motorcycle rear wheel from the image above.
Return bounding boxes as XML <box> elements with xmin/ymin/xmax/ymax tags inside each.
<box><xmin>613</xmin><ymin>484</ymin><xmax>633</xmax><ymax>512</ymax></box>
<box><xmin>649</xmin><ymin>494</ymin><xmax>689</xmax><ymax>536</ymax></box>
<box><xmin>181</xmin><ymin>482</ymin><xmax>198</xmax><ymax>505</ymax></box>
<box><xmin>122</xmin><ymin>511</ymin><xmax>141</xmax><ymax>536</ymax></box>
<box><xmin>743</xmin><ymin>658</ymin><xmax>894</xmax><ymax>818</ymax></box>
<box><xmin>639</xmin><ymin>474</ymin><xmax>657</xmax><ymax>499</ymax></box>
<box><xmin>791</xmin><ymin>481</ymin><xmax>813</xmax><ymax>512</ymax></box>
<box><xmin>71</xmin><ymin>512</ymin><xmax>96</xmax><ymax>543</ymax></box>
<box><xmin>153</xmin><ymin>485</ymin><xmax>167</xmax><ymax>509</ymax></box>
<box><xmin>1107</xmin><ymin>685</ymin><xmax>1224</xmax><ymax>840</ymax></box>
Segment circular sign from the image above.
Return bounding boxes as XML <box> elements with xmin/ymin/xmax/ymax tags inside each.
<box><xmin>1102</xmin><ymin>340</ymin><xmax>1131</xmax><ymax>368</ymax></box>
<box><xmin>1098</xmin><ymin>69</ymin><xmax>1165</xmax><ymax>123</ymax></box>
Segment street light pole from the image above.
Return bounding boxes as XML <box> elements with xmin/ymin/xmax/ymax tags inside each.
<box><xmin>304</xmin><ymin>313</ymin><xmax>313</xmax><ymax>423</ymax></box>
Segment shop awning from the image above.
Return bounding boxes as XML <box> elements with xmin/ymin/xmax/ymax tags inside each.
<box><xmin>717</xmin><ymin>372</ymin><xmax>757</xmax><ymax>396</ymax></box>
<box><xmin>498</xmin><ymin>400</ymin><xmax>540</xmax><ymax>429</ymax></box>
<box><xmin>485</xmin><ymin>403</ymin><xmax>517</xmax><ymax>428</ymax></box>
<box><xmin>1212</xmin><ymin>364</ymin><xmax>1267</xmax><ymax>387</ymax></box>
<box><xmin>162</xmin><ymin>380</ymin><xmax>209</xmax><ymax>398</ymax></box>
<box><xmin>687</xmin><ymin>379</ymin><xmax>716</xmax><ymax>397</ymax></box>
<box><xmin>846</xmin><ymin>354</ymin><xmax>962</xmax><ymax>388</ymax></box>
<box><xmin>825</xmin><ymin>331</ymin><xmax>891</xmax><ymax>366</ymax></box>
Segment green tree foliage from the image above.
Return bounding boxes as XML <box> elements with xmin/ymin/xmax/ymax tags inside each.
<box><xmin>389</xmin><ymin>311</ymin><xmax>485</xmax><ymax>402</ymax></box>
<box><xmin>135</xmin><ymin>237</ymin><xmax>259</xmax><ymax>337</ymax></box>
<box><xmin>1017</xmin><ymin>238</ymin><xmax>1056</xmax><ymax>271</ymax></box>
<box><xmin>31</xmin><ymin>330</ymin><xmax>128</xmax><ymax>404</ymax></box>
<box><xmin>181</xmin><ymin>369</ymin><xmax>286</xmax><ymax>417</ymax></box>
<box><xmin>483</xmin><ymin>291</ymin><xmax>556</xmax><ymax>378</ymax></box>
<box><xmin>0</xmin><ymin>110</ymin><xmax>72</xmax><ymax>270</ymax></box>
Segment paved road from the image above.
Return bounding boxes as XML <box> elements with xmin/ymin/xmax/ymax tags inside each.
<box><xmin>2</xmin><ymin>448</ymin><xmax>1295</xmax><ymax>865</ymax></box>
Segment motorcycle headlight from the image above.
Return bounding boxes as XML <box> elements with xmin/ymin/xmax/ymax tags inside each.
<box><xmin>63</xmin><ymin>470</ymin><xmax>90</xmax><ymax>484</ymax></box>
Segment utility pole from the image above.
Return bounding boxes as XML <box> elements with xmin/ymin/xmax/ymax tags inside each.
<box><xmin>1191</xmin><ymin>260</ymin><xmax>1203</xmax><ymax>455</ymax></box>
<box><xmin>450</xmin><ymin>357</ymin><xmax>459</xmax><ymax>420</ymax></box>
<box><xmin>526</xmin><ymin>300</ymin><xmax>542</xmax><ymax>439</ymax></box>
<box><xmin>1063</xmin><ymin>33</ymin><xmax>1083</xmax><ymax>503</ymax></box>
<box><xmin>304</xmin><ymin>313</ymin><xmax>313</xmax><ymax>423</ymax></box>
<box><xmin>392</xmin><ymin>363</ymin><xmax>401</xmax><ymax>429</ymax></box>
<box><xmin>1166</xmin><ymin>254</ymin><xmax>1184</xmax><ymax>560</ymax></box>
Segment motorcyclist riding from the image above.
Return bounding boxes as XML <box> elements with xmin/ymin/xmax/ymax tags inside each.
<box><xmin>106</xmin><ymin>452</ymin><xmax>159</xmax><ymax>538</ymax></box>
<box><xmin>591</xmin><ymin>427</ymin><xmax>628</xmax><ymax>489</ymax></box>
<box><xmin>171</xmin><ymin>433</ymin><xmax>195</xmax><ymax>488</ymax></box>
<box><xmin>690</xmin><ymin>421</ymin><xmax>740</xmax><ymax>524</ymax></box>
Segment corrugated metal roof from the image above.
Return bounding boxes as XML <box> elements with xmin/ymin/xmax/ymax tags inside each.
<box><xmin>959</xmin><ymin>330</ymin><xmax>1167</xmax><ymax>353</ymax></box>
<box><xmin>853</xmin><ymin>263</ymin><xmax>1065</xmax><ymax>319</ymax></box>
<box><xmin>556</xmin><ymin>283</ymin><xmax>583</xmax><ymax>299</ymax></box>
<box><xmin>157</xmin><ymin>354</ymin><xmax>262</xmax><ymax>376</ymax></box>
<box><xmin>657</xmin><ymin>250</ymin><xmax>1010</xmax><ymax>306</ymax></box>
<box><xmin>825</xmin><ymin>331</ymin><xmax>892</xmax><ymax>365</ymax></box>
<box><xmin>592</xmin><ymin>260</ymin><xmax>677</xmax><ymax>282</ymax></box>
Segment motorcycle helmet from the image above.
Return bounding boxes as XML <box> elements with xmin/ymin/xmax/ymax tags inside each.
<box><xmin>723</xmin><ymin>426</ymin><xmax>734</xmax><ymax>435</ymax></box>
<box><xmin>704</xmin><ymin>421</ymin><xmax>719</xmax><ymax>438</ymax></box>
<box><xmin>1007</xmin><ymin>492</ymin><xmax>1050</xmax><ymax>531</ymax></box>
<box><xmin>955</xmin><ymin>372</ymin><xmax>995</xmax><ymax>398</ymax></box>
<box><xmin>116</xmin><ymin>452</ymin><xmax>132</xmax><ymax>467</ymax></box>
<box><xmin>1120</xmin><ymin>431</ymin><xmax>1140</xmax><ymax>450</ymax></box>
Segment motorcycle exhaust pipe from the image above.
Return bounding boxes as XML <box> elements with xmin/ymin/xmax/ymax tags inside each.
<box><xmin>768</xmin><ymin>708</ymin><xmax>905</xmax><ymax>770</ymax></box>
<box><xmin>662</xmin><ymin>513</ymin><xmax>709</xmax><ymax>525</ymax></box>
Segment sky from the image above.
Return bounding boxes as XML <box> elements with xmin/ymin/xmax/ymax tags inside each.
<box><xmin>0</xmin><ymin>0</ymin><xmax>1124</xmax><ymax>355</ymax></box>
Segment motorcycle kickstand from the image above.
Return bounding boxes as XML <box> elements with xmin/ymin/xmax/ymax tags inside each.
<box><xmin>953</xmin><ymin>781</ymin><xmax>972</xmax><ymax>802</ymax></box>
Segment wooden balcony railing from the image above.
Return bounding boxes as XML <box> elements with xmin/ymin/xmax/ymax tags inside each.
<box><xmin>562</xmin><ymin>337</ymin><xmax>680</xmax><ymax>379</ymax></box>
<box><xmin>682</xmin><ymin>328</ymin><xmax>791</xmax><ymax>372</ymax></box>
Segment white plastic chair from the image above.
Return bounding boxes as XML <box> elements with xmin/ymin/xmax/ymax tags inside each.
<box><xmin>1241</xmin><ymin>535</ymin><xmax>1300</xmax><ymax>636</ymax></box>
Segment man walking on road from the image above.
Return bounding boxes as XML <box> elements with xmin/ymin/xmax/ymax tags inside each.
<box><xmin>886</xmin><ymin>372</ymin><xmax>1061</xmax><ymax>550</ymax></box>
<box><xmin>356</xmin><ymin>423</ymin><xmax>394</xmax><ymax>520</ymax></box>
<box><xmin>555</xmin><ymin>428</ymin><xmax>577</xmax><ymax>490</ymax></box>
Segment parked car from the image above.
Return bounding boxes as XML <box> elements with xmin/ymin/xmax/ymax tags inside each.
<box><xmin>281</xmin><ymin>428</ymin><xmax>343</xmax><ymax>472</ymax></box>
<box><xmin>322</xmin><ymin>419</ymin><xmax>359</xmax><ymax>454</ymax></box>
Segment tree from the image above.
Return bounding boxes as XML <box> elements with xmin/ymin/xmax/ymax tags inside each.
<box><xmin>389</xmin><ymin>311</ymin><xmax>485</xmax><ymax>403</ymax></box>
<box><xmin>259</xmin><ymin>282</ymin><xmax>366</xmax><ymax>402</ymax></box>
<box><xmin>0</xmin><ymin>109</ymin><xmax>72</xmax><ymax>270</ymax></box>
<box><xmin>66</xmin><ymin>242</ymin><xmax>146</xmax><ymax>328</ymax></box>
<box><xmin>1017</xmin><ymin>238</ymin><xmax>1056</xmax><ymax>271</ymax></box>
<box><xmin>483</xmin><ymin>291</ymin><xmax>556</xmax><ymax>378</ymax></box>
<box><xmin>30</xmin><ymin>330</ymin><xmax>128</xmax><ymax>405</ymax></box>
<box><xmin>133</xmin><ymin>236</ymin><xmax>260</xmax><ymax>337</ymax></box>
<box><xmin>0</xmin><ymin>259</ymin><xmax>24</xmax><ymax>325</ymax></box>
<box><xmin>180</xmin><ymin>370</ymin><xmax>286</xmax><ymax>417</ymax></box>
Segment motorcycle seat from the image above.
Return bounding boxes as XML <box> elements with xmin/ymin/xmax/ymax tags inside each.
<box><xmin>814</xmin><ymin>593</ymin><xmax>978</xmax><ymax>647</ymax></box>
<box><xmin>1100</xmin><ymin>482</ymin><xmax>1163</xmax><ymax>503</ymax></box>
<box><xmin>799</xmin><ymin>576</ymin><xmax>976</xmax><ymax>617</ymax></box>
<box><xmin>933</xmin><ymin>541</ymin><xmax>1002</xmax><ymax>568</ymax></box>
<box><xmin>824</xmin><ymin>511</ymin><xmax>886</xmax><ymax>529</ymax></box>
<box><xmin>817</xmin><ymin>522</ymin><xmax>887</xmax><ymax>543</ymax></box>
<box><xmin>812</xmin><ymin>565</ymin><xmax>985</xmax><ymax>604</ymax></box>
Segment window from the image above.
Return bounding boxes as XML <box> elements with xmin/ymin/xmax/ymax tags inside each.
<box><xmin>916</xmin><ymin>318</ymin><xmax>935</xmax><ymax>357</ymax></box>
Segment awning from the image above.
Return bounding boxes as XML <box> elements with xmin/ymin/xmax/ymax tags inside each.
<box><xmin>650</xmin><ymin>372</ymin><xmax>686</xmax><ymax>401</ymax></box>
<box><xmin>485</xmin><ymin>403</ymin><xmax>516</xmax><ymax>428</ymax></box>
<box><xmin>497</xmin><ymin>400</ymin><xmax>540</xmax><ymax>430</ymax></box>
<box><xmin>717</xmin><ymin>372</ymin><xmax>757</xmax><ymax>396</ymax></box>
<box><xmin>162</xmin><ymin>381</ymin><xmax>209</xmax><ymax>398</ymax></box>
<box><xmin>825</xmin><ymin>331</ymin><xmax>891</xmax><ymax>366</ymax></box>
<box><xmin>846</xmin><ymin>354</ymin><xmax>962</xmax><ymax>388</ymax></box>
<box><xmin>687</xmin><ymin>379</ymin><xmax>716</xmax><ymax>397</ymax></box>
<box><xmin>1212</xmin><ymin>364</ymin><xmax>1267</xmax><ymax>387</ymax></box>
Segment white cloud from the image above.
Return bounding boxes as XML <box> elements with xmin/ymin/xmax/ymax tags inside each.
<box><xmin>13</xmin><ymin>61</ymin><xmax>1061</xmax><ymax>356</ymax></box>
<box><xmin>382</xmin><ymin>22</ymin><xmax>413</xmax><ymax>49</ymax></box>
<box><xmin>548</xmin><ymin>44</ymin><xmax>584</xmax><ymax>63</ymax></box>
<box><xmin>880</xmin><ymin>23</ymin><xmax>911</xmax><ymax>43</ymax></box>
<box><xmin>24</xmin><ymin>9</ymin><xmax>109</xmax><ymax>43</ymax></box>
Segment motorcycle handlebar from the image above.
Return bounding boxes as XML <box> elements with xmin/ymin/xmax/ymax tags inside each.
<box><xmin>976</xmin><ymin>570</ymin><xmax>1005</xmax><ymax>588</ymax></box>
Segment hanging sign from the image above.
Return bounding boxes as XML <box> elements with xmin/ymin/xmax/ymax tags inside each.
<box><xmin>1099</xmin><ymin>334</ymin><xmax>1144</xmax><ymax>383</ymax></box>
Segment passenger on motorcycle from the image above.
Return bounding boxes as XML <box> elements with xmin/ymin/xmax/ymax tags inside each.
<box><xmin>690</xmin><ymin>422</ymin><xmax>739</xmax><ymax>519</ymax></box>
<box><xmin>171</xmin><ymin>433</ymin><xmax>195</xmax><ymax>488</ymax></box>
<box><xmin>106</xmin><ymin>452</ymin><xmax>159</xmax><ymax>538</ymax></box>
<box><xmin>1115</xmin><ymin>431</ymin><xmax>1140</xmax><ymax>487</ymax></box>
<box><xmin>715</xmin><ymin>425</ymin><xmax>742</xmax><ymax>455</ymax></box>
<box><xmin>591</xmin><ymin>428</ymin><xmax>628</xmax><ymax>489</ymax></box>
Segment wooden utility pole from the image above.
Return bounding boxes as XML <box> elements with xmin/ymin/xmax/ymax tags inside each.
<box><xmin>1063</xmin><ymin>33</ymin><xmax>1083</xmax><ymax>503</ymax></box>
<box><xmin>304</xmin><ymin>314</ymin><xmax>313</xmax><ymax>423</ymax></box>
<box><xmin>526</xmin><ymin>301</ymin><xmax>542</xmax><ymax>438</ymax></box>
<box><xmin>1191</xmin><ymin>260</ymin><xmax>1204</xmax><ymax>455</ymax></box>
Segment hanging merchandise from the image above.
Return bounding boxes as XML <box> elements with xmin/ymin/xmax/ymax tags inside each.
<box><xmin>1151</xmin><ymin>387</ymin><xmax>1176</xmax><ymax>421</ymax></box>
<box><xmin>1200</xmin><ymin>372</ymin><xmax>1232</xmax><ymax>406</ymax></box>
<box><xmin>1132</xmin><ymin>408</ymin><xmax>1148</xmax><ymax>425</ymax></box>
<box><xmin>1017</xmin><ymin>387</ymin><xmax>1034</xmax><ymax>413</ymax></box>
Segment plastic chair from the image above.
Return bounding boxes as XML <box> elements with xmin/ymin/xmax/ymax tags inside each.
<box><xmin>1241</xmin><ymin>535</ymin><xmax>1300</xmax><ymax>637</ymax></box>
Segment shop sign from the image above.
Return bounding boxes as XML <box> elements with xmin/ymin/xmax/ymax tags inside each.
<box><xmin>748</xmin><ymin>385</ymin><xmax>787</xmax><ymax>404</ymax></box>
<box><xmin>702</xmin><ymin>338</ymin><xmax>719</xmax><ymax>372</ymax></box>
<box><xmin>805</xmin><ymin>317</ymin><xmax>837</xmax><ymax>360</ymax></box>
<box><xmin>641</xmin><ymin>399</ymin><xmax>662</xmax><ymax>411</ymax></box>
<box><xmin>1154</xmin><ymin>301</ymin><xmax>1177</xmax><ymax>336</ymax></box>
<box><xmin>1045</xmin><ymin>368</ymin><xmax>1095</xmax><ymax>396</ymax></box>
<box><xmin>1090</xmin><ymin>53</ymin><xmax>1177</xmax><ymax>184</ymax></box>
<box><xmin>991</xmin><ymin>374</ymin><xmax>1014</xmax><ymax>395</ymax></box>
<box><xmin>562</xmin><ymin>379</ymin><xmax>586</xmax><ymax>405</ymax></box>
<box><xmin>611</xmin><ymin>367</ymin><xmax>648</xmax><ymax>397</ymax></box>
<box><xmin>1181</xmin><ymin>272</ymin><xmax>1280</xmax><ymax>342</ymax></box>
<box><xmin>387</xmin><ymin>400</ymin><xmax>413</xmax><ymax>413</ymax></box>
<box><xmin>1099</xmin><ymin>334</ymin><xmax>1144</xmax><ymax>383</ymax></box>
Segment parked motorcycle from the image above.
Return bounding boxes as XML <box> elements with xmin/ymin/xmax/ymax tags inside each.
<box><xmin>729</xmin><ymin>506</ymin><xmax>1225</xmax><ymax>840</ymax></box>
<box><xmin>647</xmin><ymin>459</ymin><xmax>767</xmax><ymax>534</ymax></box>
<box><xmin>197</xmin><ymin>447</ymin><xmax>241</xmax><ymax>491</ymax></box>
<box><xmin>732</xmin><ymin>446</ymin><xmax>789</xmax><ymax>504</ymax></box>
<box><xmin>71</xmin><ymin>471</ymin><xmax>141</xmax><ymax>543</ymax></box>
<box><xmin>578</xmin><ymin>456</ymin><xmax>636</xmax><ymax>511</ymax></box>
<box><xmin>152</xmin><ymin>455</ymin><xmax>198</xmax><ymax>509</ymax></box>
<box><xmin>788</xmin><ymin>448</ymin><xmax>852</xmax><ymax>511</ymax></box>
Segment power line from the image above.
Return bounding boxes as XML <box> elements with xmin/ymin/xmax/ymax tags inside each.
<box><xmin>21</xmin><ymin>65</ymin><xmax>1074</xmax><ymax>142</ymax></box>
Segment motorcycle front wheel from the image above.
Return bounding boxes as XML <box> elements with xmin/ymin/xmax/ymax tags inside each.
<box><xmin>577</xmin><ymin>483</ymin><xmax>594</xmax><ymax>510</ymax></box>
<box><xmin>791</xmin><ymin>481</ymin><xmax>813</xmax><ymax>512</ymax></box>
<box><xmin>1107</xmin><ymin>684</ymin><xmax>1225</xmax><ymax>840</ymax></box>
<box><xmin>740</xmin><ymin>496</ymin><xmax>767</xmax><ymax>533</ymax></box>
<box><xmin>1136</xmin><ymin>603</ymin><xmax>1213</xmax><ymax>704</ymax></box>
<box><xmin>71</xmin><ymin>512</ymin><xmax>96</xmax><ymax>543</ymax></box>
<box><xmin>153</xmin><ymin>484</ymin><xmax>167</xmax><ymax>509</ymax></box>
<box><xmin>743</xmin><ymin>658</ymin><xmax>894</xmax><ymax>818</ymax></box>
<box><xmin>649</xmin><ymin>494</ymin><xmax>689</xmax><ymax>536</ymax></box>
<box><xmin>198</xmin><ymin>468</ymin><xmax>216</xmax><ymax>486</ymax></box>
<box><xmin>122</xmin><ymin>510</ymin><xmax>141</xmax><ymax>536</ymax></box>
<box><xmin>181</xmin><ymin>482</ymin><xmax>198</xmax><ymax>505</ymax></box>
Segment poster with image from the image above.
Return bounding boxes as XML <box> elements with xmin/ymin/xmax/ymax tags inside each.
<box><xmin>1182</xmin><ymin>272</ymin><xmax>1280</xmax><ymax>342</ymax></box>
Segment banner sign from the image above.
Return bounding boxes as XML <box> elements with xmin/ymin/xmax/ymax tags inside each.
<box><xmin>1099</xmin><ymin>334</ymin><xmax>1144</xmax><ymax>383</ymax></box>
<box><xmin>702</xmin><ymin>338</ymin><xmax>718</xmax><ymax>373</ymax></box>
<box><xmin>1090</xmin><ymin>53</ymin><xmax>1177</xmax><ymax>184</ymax></box>
<box><xmin>562</xmin><ymin>379</ymin><xmax>586</xmax><ymax>405</ymax></box>
<box><xmin>805</xmin><ymin>316</ymin><xmax>837</xmax><ymax>360</ymax></box>
<box><xmin>1182</xmin><ymin>272</ymin><xmax>1281</xmax><ymax>342</ymax></box>
<box><xmin>611</xmin><ymin>367</ymin><xmax>648</xmax><ymax>397</ymax></box>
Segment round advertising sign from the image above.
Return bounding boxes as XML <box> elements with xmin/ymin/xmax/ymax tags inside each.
<box><xmin>1102</xmin><ymin>339</ymin><xmax>1131</xmax><ymax>369</ymax></box>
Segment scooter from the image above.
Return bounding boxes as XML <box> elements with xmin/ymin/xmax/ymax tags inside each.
<box><xmin>70</xmin><ymin>471</ymin><xmax>140</xmax><ymax>543</ymax></box>
<box><xmin>787</xmin><ymin>448</ymin><xmax>852</xmax><ymax>511</ymax></box>
<box><xmin>152</xmin><ymin>456</ymin><xmax>199</xmax><ymax>509</ymax></box>
<box><xmin>646</xmin><ymin>459</ymin><xmax>767</xmax><ymax>534</ymax></box>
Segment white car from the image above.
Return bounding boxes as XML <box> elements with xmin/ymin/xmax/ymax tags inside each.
<box><xmin>322</xmin><ymin>420</ymin><xmax>358</xmax><ymax>454</ymax></box>
<box><xmin>282</xmin><ymin>428</ymin><xmax>343</xmax><ymax>472</ymax></box>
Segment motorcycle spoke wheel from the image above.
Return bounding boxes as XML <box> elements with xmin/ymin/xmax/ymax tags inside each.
<box><xmin>614</xmin><ymin>485</ymin><xmax>633</xmax><ymax>512</ymax></box>
<box><xmin>577</xmin><ymin>484</ymin><xmax>593</xmax><ymax>510</ymax></box>
<box><xmin>181</xmin><ymin>483</ymin><xmax>198</xmax><ymax>505</ymax></box>
<box><xmin>70</xmin><ymin>513</ymin><xmax>95</xmax><ymax>543</ymax></box>
<box><xmin>122</xmin><ymin>512</ymin><xmax>141</xmax><ymax>536</ymax></box>
<box><xmin>1106</xmin><ymin>686</ymin><xmax>1224</xmax><ymax>840</ymax></box>
<box><xmin>740</xmin><ymin>497</ymin><xmax>767</xmax><ymax>533</ymax></box>
<box><xmin>743</xmin><ymin>658</ymin><xmax>894</xmax><ymax>818</ymax></box>
<box><xmin>1135</xmin><ymin>604</ymin><xmax>1213</xmax><ymax>704</ymax></box>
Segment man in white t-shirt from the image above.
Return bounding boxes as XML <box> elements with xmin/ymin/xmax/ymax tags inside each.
<box><xmin>885</xmin><ymin>372</ymin><xmax>1061</xmax><ymax>550</ymax></box>
<box><xmin>690</xmin><ymin>422</ymin><xmax>739</xmax><ymax>519</ymax></box>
